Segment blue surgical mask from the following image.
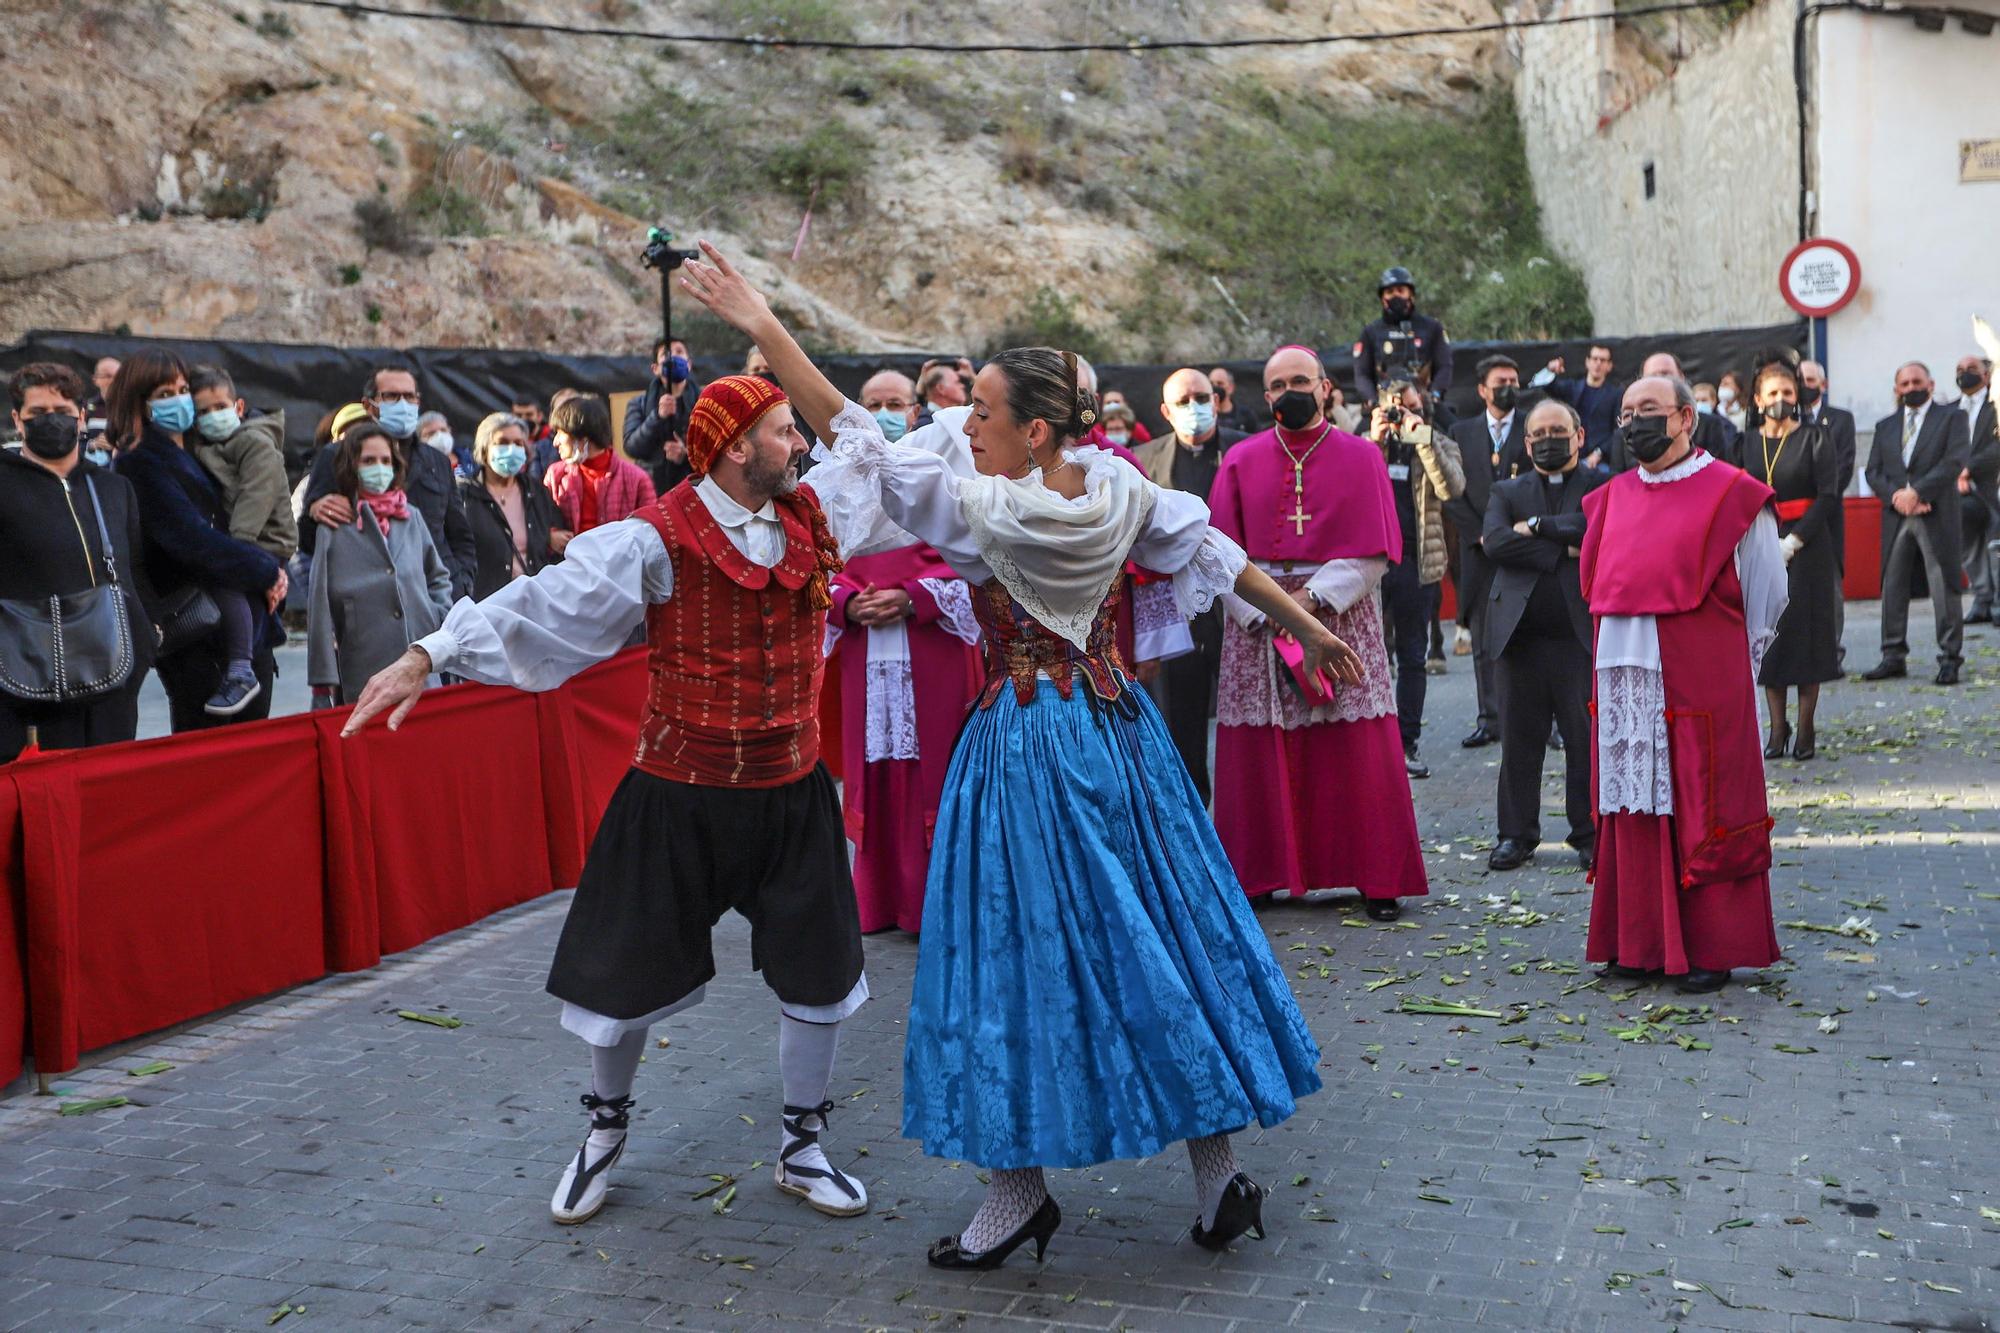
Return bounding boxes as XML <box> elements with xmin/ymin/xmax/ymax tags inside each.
<box><xmin>196</xmin><ymin>405</ymin><xmax>241</xmax><ymax>441</ymax></box>
<box><xmin>488</xmin><ymin>443</ymin><xmax>527</xmax><ymax>478</ymax></box>
<box><xmin>86</xmin><ymin>446</ymin><xmax>115</xmax><ymax>469</ymax></box>
<box><xmin>873</xmin><ymin>408</ymin><xmax>910</xmax><ymax>442</ymax></box>
<box><xmin>375</xmin><ymin>400</ymin><xmax>420</xmax><ymax>438</ymax></box>
<box><xmin>357</xmin><ymin>462</ymin><xmax>396</xmax><ymax>495</ymax></box>
<box><xmin>148</xmin><ymin>393</ymin><xmax>195</xmax><ymax>435</ymax></box>
<box><xmin>1169</xmin><ymin>401</ymin><xmax>1217</xmax><ymax>437</ymax></box>
<box><xmin>1104</xmin><ymin>430</ymin><xmax>1130</xmax><ymax>447</ymax></box>
<box><xmin>1695</xmin><ymin>401</ymin><xmax>1715</xmax><ymax>416</ymax></box>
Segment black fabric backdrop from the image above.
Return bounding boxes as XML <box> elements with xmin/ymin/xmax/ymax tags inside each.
<box><xmin>4</xmin><ymin>320</ymin><xmax>1806</xmax><ymax>470</ymax></box>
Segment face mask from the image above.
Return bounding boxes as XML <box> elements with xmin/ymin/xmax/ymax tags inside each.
<box><xmin>1490</xmin><ymin>384</ymin><xmax>1519</xmax><ymax>412</ymax></box>
<box><xmin>1763</xmin><ymin>400</ymin><xmax>1798</xmax><ymax>423</ymax></box>
<box><xmin>195</xmin><ymin>406</ymin><xmax>241</xmax><ymax>441</ymax></box>
<box><xmin>872</xmin><ymin>408</ymin><xmax>910</xmax><ymax>443</ymax></box>
<box><xmin>1623</xmin><ymin>412</ymin><xmax>1677</xmax><ymax>464</ymax></box>
<box><xmin>1958</xmin><ymin>369</ymin><xmax>1985</xmax><ymax>394</ymax></box>
<box><xmin>1798</xmin><ymin>385</ymin><xmax>1822</xmax><ymax>409</ymax></box>
<box><xmin>148</xmin><ymin>393</ymin><xmax>195</xmax><ymax>434</ymax></box>
<box><xmin>1104</xmin><ymin>430</ymin><xmax>1130</xmax><ymax>447</ymax></box>
<box><xmin>1529</xmin><ymin>435</ymin><xmax>1573</xmax><ymax>472</ymax></box>
<box><xmin>1271</xmin><ymin>389</ymin><xmax>1320</xmax><ymax>431</ymax></box>
<box><xmin>375</xmin><ymin>400</ymin><xmax>420</xmax><ymax>438</ymax></box>
<box><xmin>1384</xmin><ymin>297</ymin><xmax>1415</xmax><ymax>323</ymax></box>
<box><xmin>1716</xmin><ymin>387</ymin><xmax>1736</xmax><ymax>406</ymax></box>
<box><xmin>1169</xmin><ymin>401</ymin><xmax>1217</xmax><ymax>437</ymax></box>
<box><xmin>357</xmin><ymin>462</ymin><xmax>396</xmax><ymax>495</ymax></box>
<box><xmin>1695</xmin><ymin>401</ymin><xmax>1715</xmax><ymax>416</ymax></box>
<box><xmin>487</xmin><ymin>443</ymin><xmax>527</xmax><ymax>478</ymax></box>
<box><xmin>23</xmin><ymin>412</ymin><xmax>81</xmax><ymax>461</ymax></box>
<box><xmin>424</xmin><ymin>431</ymin><xmax>455</xmax><ymax>455</ymax></box>
<box><xmin>1900</xmin><ymin>388</ymin><xmax>1930</xmax><ymax>410</ymax></box>
<box><xmin>86</xmin><ymin>446</ymin><xmax>114</xmax><ymax>469</ymax></box>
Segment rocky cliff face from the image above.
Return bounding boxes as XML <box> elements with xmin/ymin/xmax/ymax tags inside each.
<box><xmin>0</xmin><ymin>0</ymin><xmax>1515</xmax><ymax>359</ymax></box>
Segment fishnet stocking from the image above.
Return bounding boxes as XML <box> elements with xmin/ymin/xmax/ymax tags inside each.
<box><xmin>1186</xmin><ymin>1133</ymin><xmax>1240</xmax><ymax>1230</ymax></box>
<box><xmin>959</xmin><ymin>1167</ymin><xmax>1048</xmax><ymax>1254</ymax></box>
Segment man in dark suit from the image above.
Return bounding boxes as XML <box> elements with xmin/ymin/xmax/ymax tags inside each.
<box><xmin>1136</xmin><ymin>368</ymin><xmax>1246</xmax><ymax>804</ymax></box>
<box><xmin>1480</xmin><ymin>400</ymin><xmax>1604</xmax><ymax>872</ymax></box>
<box><xmin>1864</xmin><ymin>361</ymin><xmax>1972</xmax><ymax>685</ymax></box>
<box><xmin>1444</xmin><ymin>354</ymin><xmax>1526</xmax><ymax>749</ymax></box>
<box><xmin>1949</xmin><ymin>354</ymin><xmax>1998</xmax><ymax>621</ymax></box>
<box><xmin>1799</xmin><ymin>359</ymin><xmax>1857</xmax><ymax>649</ymax></box>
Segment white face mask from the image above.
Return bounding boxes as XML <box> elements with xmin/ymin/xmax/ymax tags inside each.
<box><xmin>1716</xmin><ymin>387</ymin><xmax>1736</xmax><ymax>406</ymax></box>
<box><xmin>424</xmin><ymin>431</ymin><xmax>455</xmax><ymax>454</ymax></box>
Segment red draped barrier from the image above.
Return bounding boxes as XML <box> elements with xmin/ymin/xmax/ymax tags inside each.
<box><xmin>0</xmin><ymin>648</ymin><xmax>655</xmax><ymax>1081</ymax></box>
<box><xmin>1843</xmin><ymin>496</ymin><xmax>1883</xmax><ymax>601</ymax></box>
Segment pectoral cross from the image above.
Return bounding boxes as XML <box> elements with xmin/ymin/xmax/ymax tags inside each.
<box><xmin>1287</xmin><ymin>496</ymin><xmax>1313</xmax><ymax>537</ymax></box>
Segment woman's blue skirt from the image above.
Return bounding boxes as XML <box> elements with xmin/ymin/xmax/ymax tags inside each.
<box><xmin>902</xmin><ymin>680</ymin><xmax>1323</xmax><ymax>1170</ymax></box>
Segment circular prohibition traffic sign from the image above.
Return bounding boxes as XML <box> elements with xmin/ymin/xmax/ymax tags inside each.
<box><xmin>1778</xmin><ymin>237</ymin><xmax>1861</xmax><ymax>319</ymax></box>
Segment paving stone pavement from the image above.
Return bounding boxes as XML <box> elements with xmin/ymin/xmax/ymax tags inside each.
<box><xmin>2</xmin><ymin>606</ymin><xmax>1997</xmax><ymax>1333</ymax></box>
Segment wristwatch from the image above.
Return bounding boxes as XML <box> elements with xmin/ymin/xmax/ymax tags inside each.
<box><xmin>1528</xmin><ymin>516</ymin><xmax>1543</xmax><ymax>536</ymax></box>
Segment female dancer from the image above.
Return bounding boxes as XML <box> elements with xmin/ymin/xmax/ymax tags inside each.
<box><xmin>682</xmin><ymin>244</ymin><xmax>1354</xmax><ymax>1268</ymax></box>
<box><xmin>1744</xmin><ymin>361</ymin><xmax>1841</xmax><ymax>758</ymax></box>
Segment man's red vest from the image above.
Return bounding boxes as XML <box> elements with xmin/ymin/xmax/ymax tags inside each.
<box><xmin>1580</xmin><ymin>456</ymin><xmax>1777</xmax><ymax>888</ymax></box>
<box><xmin>627</xmin><ymin>481</ymin><xmax>831</xmax><ymax>788</ymax></box>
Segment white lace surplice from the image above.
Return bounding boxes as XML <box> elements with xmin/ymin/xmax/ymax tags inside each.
<box><xmin>808</xmin><ymin>400</ymin><xmax>1245</xmax><ymax>650</ymax></box>
<box><xmin>828</xmin><ymin>574</ymin><xmax>980</xmax><ymax>764</ymax></box>
<box><xmin>1594</xmin><ymin>451</ymin><xmax>1788</xmax><ymax>815</ymax></box>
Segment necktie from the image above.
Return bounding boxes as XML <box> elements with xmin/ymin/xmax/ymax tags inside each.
<box><xmin>1490</xmin><ymin>417</ymin><xmax>1504</xmax><ymax>450</ymax></box>
<box><xmin>1902</xmin><ymin>410</ymin><xmax>1920</xmax><ymax>466</ymax></box>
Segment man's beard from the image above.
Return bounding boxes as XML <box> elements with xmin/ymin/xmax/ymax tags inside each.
<box><xmin>744</xmin><ymin>451</ymin><xmax>799</xmax><ymax>501</ymax></box>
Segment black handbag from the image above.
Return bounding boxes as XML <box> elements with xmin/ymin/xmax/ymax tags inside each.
<box><xmin>0</xmin><ymin>475</ymin><xmax>136</xmax><ymax>704</ymax></box>
<box><xmin>155</xmin><ymin>584</ymin><xmax>222</xmax><ymax>659</ymax></box>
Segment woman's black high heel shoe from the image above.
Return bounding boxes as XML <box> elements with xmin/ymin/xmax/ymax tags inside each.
<box><xmin>927</xmin><ymin>1195</ymin><xmax>1061</xmax><ymax>1270</ymax></box>
<box><xmin>1791</xmin><ymin>721</ymin><xmax>1816</xmax><ymax>761</ymax></box>
<box><xmin>1762</xmin><ymin>722</ymin><xmax>1791</xmax><ymax>761</ymax></box>
<box><xmin>1190</xmin><ymin>1173</ymin><xmax>1268</xmax><ymax>1251</ymax></box>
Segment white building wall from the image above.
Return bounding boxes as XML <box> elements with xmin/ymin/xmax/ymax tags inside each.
<box><xmin>1515</xmin><ymin>0</ymin><xmax>1799</xmax><ymax>336</ymax></box>
<box><xmin>1813</xmin><ymin>4</ymin><xmax>2000</xmax><ymax>432</ymax></box>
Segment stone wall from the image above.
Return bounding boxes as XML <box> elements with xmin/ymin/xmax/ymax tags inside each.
<box><xmin>1513</xmin><ymin>0</ymin><xmax>1798</xmax><ymax>336</ymax></box>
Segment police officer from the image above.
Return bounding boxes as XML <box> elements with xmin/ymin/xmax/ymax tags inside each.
<box><xmin>1355</xmin><ymin>266</ymin><xmax>1453</xmax><ymax>408</ymax></box>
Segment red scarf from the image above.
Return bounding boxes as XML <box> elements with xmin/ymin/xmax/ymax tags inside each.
<box><xmin>359</xmin><ymin>487</ymin><xmax>410</xmax><ymax>538</ymax></box>
<box><xmin>575</xmin><ymin>449</ymin><xmax>616</xmax><ymax>531</ymax></box>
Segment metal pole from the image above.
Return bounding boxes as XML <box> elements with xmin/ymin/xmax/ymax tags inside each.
<box><xmin>1813</xmin><ymin>316</ymin><xmax>1828</xmax><ymax>372</ymax></box>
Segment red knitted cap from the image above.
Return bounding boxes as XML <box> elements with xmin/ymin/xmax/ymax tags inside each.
<box><xmin>688</xmin><ymin>375</ymin><xmax>788</xmax><ymax>477</ymax></box>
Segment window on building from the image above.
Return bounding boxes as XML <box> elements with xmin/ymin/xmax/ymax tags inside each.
<box><xmin>1643</xmin><ymin>162</ymin><xmax>1657</xmax><ymax>199</ymax></box>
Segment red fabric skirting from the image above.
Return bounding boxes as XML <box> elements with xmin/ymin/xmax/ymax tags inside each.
<box><xmin>1585</xmin><ymin>811</ymin><xmax>1780</xmax><ymax>975</ymax></box>
<box><xmin>851</xmin><ymin>759</ymin><xmax>930</xmax><ymax>935</ymax></box>
<box><xmin>1213</xmin><ymin>716</ymin><xmax>1429</xmax><ymax>901</ymax></box>
<box><xmin>0</xmin><ymin>647</ymin><xmax>655</xmax><ymax>1080</ymax></box>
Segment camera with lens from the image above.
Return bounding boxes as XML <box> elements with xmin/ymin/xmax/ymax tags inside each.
<box><xmin>640</xmin><ymin>226</ymin><xmax>698</xmax><ymax>272</ymax></box>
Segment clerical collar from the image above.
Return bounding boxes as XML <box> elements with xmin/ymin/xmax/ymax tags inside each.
<box><xmin>1637</xmin><ymin>448</ymin><xmax>1715</xmax><ymax>486</ymax></box>
<box><xmin>1541</xmin><ymin>471</ymin><xmax>1567</xmax><ymax>486</ymax></box>
<box><xmin>1176</xmin><ymin>430</ymin><xmax>1214</xmax><ymax>453</ymax></box>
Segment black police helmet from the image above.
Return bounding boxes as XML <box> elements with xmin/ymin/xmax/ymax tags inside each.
<box><xmin>1378</xmin><ymin>266</ymin><xmax>1417</xmax><ymax>294</ymax></box>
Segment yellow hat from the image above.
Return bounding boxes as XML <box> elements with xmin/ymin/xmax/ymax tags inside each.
<box><xmin>331</xmin><ymin>402</ymin><xmax>372</xmax><ymax>438</ymax></box>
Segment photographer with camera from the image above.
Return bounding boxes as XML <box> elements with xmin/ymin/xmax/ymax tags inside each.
<box><xmin>624</xmin><ymin>337</ymin><xmax>701</xmax><ymax>494</ymax></box>
<box><xmin>1354</xmin><ymin>267</ymin><xmax>1453</xmax><ymax>414</ymax></box>
<box><xmin>1370</xmin><ymin>379</ymin><xmax>1466</xmax><ymax>780</ymax></box>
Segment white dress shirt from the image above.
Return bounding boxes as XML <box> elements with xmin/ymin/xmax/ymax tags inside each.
<box><xmin>1901</xmin><ymin>399</ymin><xmax>1932</xmax><ymax>467</ymax></box>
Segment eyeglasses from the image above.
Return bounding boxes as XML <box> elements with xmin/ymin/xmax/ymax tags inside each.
<box><xmin>373</xmin><ymin>390</ymin><xmax>421</xmax><ymax>404</ymax></box>
<box><xmin>1525</xmin><ymin>429</ymin><xmax>1573</xmax><ymax>444</ymax></box>
<box><xmin>1615</xmin><ymin>406</ymin><xmax>1678</xmax><ymax>426</ymax></box>
<box><xmin>1169</xmin><ymin>392</ymin><xmax>1214</xmax><ymax>407</ymax></box>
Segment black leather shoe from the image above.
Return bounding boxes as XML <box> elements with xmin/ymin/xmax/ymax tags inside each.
<box><xmin>1364</xmin><ymin>897</ymin><xmax>1402</xmax><ymax>922</ymax></box>
<box><xmin>1596</xmin><ymin>960</ymin><xmax>1656</xmax><ymax>980</ymax></box>
<box><xmin>928</xmin><ymin>1195</ymin><xmax>1061</xmax><ymax>1270</ymax></box>
<box><xmin>1487</xmin><ymin>837</ymin><xmax>1536</xmax><ymax>871</ymax></box>
<box><xmin>1574</xmin><ymin>843</ymin><xmax>1595</xmax><ymax>873</ymax></box>
<box><xmin>1967</xmin><ymin>607</ymin><xmax>1993</xmax><ymax>624</ymax></box>
<box><xmin>1190</xmin><ymin>1174</ymin><xmax>1267</xmax><ymax>1251</ymax></box>
<box><xmin>1404</xmin><ymin>744</ymin><xmax>1430</xmax><ymax>780</ymax></box>
<box><xmin>1762</xmin><ymin>722</ymin><xmax>1792</xmax><ymax>761</ymax></box>
<box><xmin>1934</xmin><ymin>663</ymin><xmax>1961</xmax><ymax>686</ymax></box>
<box><xmin>1860</xmin><ymin>661</ymin><xmax>1906</xmax><ymax>681</ymax></box>
<box><xmin>1460</xmin><ymin>725</ymin><xmax>1496</xmax><ymax>748</ymax></box>
<box><xmin>1790</xmin><ymin>723</ymin><xmax>1816</xmax><ymax>761</ymax></box>
<box><xmin>1674</xmin><ymin>968</ymin><xmax>1731</xmax><ymax>994</ymax></box>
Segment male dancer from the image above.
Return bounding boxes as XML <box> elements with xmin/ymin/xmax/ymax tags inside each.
<box><xmin>345</xmin><ymin>375</ymin><xmax>870</xmax><ymax>1225</ymax></box>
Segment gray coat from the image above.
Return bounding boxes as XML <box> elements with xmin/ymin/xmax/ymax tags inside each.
<box><xmin>308</xmin><ymin>509</ymin><xmax>453</xmax><ymax>703</ymax></box>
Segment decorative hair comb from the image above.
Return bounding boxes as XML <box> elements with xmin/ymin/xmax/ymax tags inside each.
<box><xmin>1078</xmin><ymin>407</ymin><xmax>1097</xmax><ymax>426</ymax></box>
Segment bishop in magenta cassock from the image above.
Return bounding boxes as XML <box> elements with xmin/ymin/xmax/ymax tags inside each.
<box><xmin>828</xmin><ymin>542</ymin><xmax>983</xmax><ymax>934</ymax></box>
<box><xmin>1581</xmin><ymin>376</ymin><xmax>1788</xmax><ymax>993</ymax></box>
<box><xmin>1207</xmin><ymin>345</ymin><xmax>1429</xmax><ymax>921</ymax></box>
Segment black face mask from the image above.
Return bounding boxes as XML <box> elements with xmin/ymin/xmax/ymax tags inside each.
<box><xmin>1383</xmin><ymin>297</ymin><xmax>1415</xmax><ymax>323</ymax></box>
<box><xmin>1490</xmin><ymin>384</ymin><xmax>1519</xmax><ymax>412</ymax></box>
<box><xmin>1797</xmin><ymin>384</ymin><xmax>1822</xmax><ymax>409</ymax></box>
<box><xmin>22</xmin><ymin>412</ymin><xmax>81</xmax><ymax>461</ymax></box>
<box><xmin>1763</xmin><ymin>400</ymin><xmax>1799</xmax><ymax>423</ymax></box>
<box><xmin>1958</xmin><ymin>369</ymin><xmax>1985</xmax><ymax>394</ymax></box>
<box><xmin>1900</xmin><ymin>388</ymin><xmax>1930</xmax><ymax>410</ymax></box>
<box><xmin>1271</xmin><ymin>389</ymin><xmax>1321</xmax><ymax>431</ymax></box>
<box><xmin>1623</xmin><ymin>412</ymin><xmax>1677</xmax><ymax>464</ymax></box>
<box><xmin>1529</xmin><ymin>434</ymin><xmax>1573</xmax><ymax>472</ymax></box>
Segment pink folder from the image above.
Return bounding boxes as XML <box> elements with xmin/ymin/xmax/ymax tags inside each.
<box><xmin>1273</xmin><ymin>636</ymin><xmax>1336</xmax><ymax>707</ymax></box>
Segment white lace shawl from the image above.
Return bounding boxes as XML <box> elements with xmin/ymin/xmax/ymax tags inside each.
<box><xmin>810</xmin><ymin>399</ymin><xmax>1245</xmax><ymax>651</ymax></box>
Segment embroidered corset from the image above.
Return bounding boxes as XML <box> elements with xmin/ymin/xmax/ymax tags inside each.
<box><xmin>973</xmin><ymin>574</ymin><xmax>1129</xmax><ymax>709</ymax></box>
